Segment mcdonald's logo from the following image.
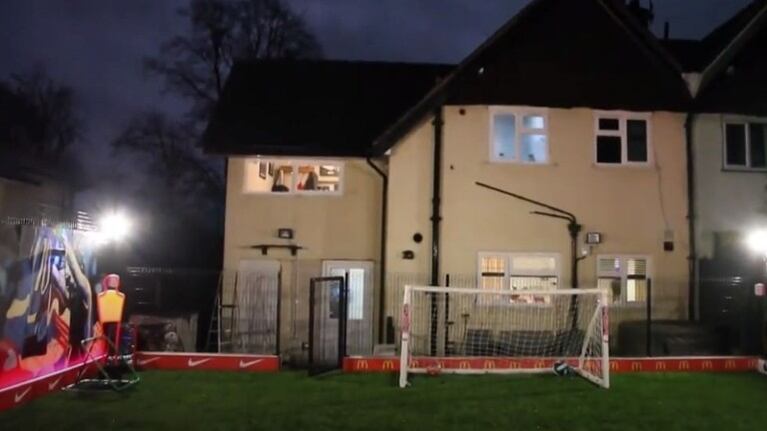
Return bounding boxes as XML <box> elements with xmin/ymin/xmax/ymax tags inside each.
<box><xmin>509</xmin><ymin>361</ymin><xmax>520</xmax><ymax>369</ymax></box>
<box><xmin>610</xmin><ymin>361</ymin><xmax>620</xmax><ymax>371</ymax></box>
<box><xmin>459</xmin><ymin>361</ymin><xmax>471</xmax><ymax>369</ymax></box>
<box><xmin>655</xmin><ymin>361</ymin><xmax>666</xmax><ymax>371</ymax></box>
<box><xmin>383</xmin><ymin>361</ymin><xmax>395</xmax><ymax>371</ymax></box>
<box><xmin>702</xmin><ymin>361</ymin><xmax>713</xmax><ymax>370</ymax></box>
<box><xmin>748</xmin><ymin>359</ymin><xmax>757</xmax><ymax>368</ymax></box>
<box><xmin>484</xmin><ymin>360</ymin><xmax>496</xmax><ymax>370</ymax></box>
<box><xmin>631</xmin><ymin>362</ymin><xmax>642</xmax><ymax>371</ymax></box>
<box><xmin>678</xmin><ymin>361</ymin><xmax>690</xmax><ymax>370</ymax></box>
<box><xmin>356</xmin><ymin>360</ymin><xmax>369</xmax><ymax>370</ymax></box>
<box><xmin>725</xmin><ymin>360</ymin><xmax>736</xmax><ymax>370</ymax></box>
<box><xmin>534</xmin><ymin>361</ymin><xmax>546</xmax><ymax>369</ymax></box>
<box><xmin>410</xmin><ymin>360</ymin><xmax>419</xmax><ymax>369</ymax></box>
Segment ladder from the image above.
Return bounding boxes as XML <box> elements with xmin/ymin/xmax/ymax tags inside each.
<box><xmin>205</xmin><ymin>272</ymin><xmax>238</xmax><ymax>353</ymax></box>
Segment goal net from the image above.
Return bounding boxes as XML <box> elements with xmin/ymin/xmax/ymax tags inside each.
<box><xmin>399</xmin><ymin>286</ymin><xmax>609</xmax><ymax>388</ymax></box>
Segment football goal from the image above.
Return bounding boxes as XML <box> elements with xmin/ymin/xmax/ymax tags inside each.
<box><xmin>399</xmin><ymin>285</ymin><xmax>610</xmax><ymax>388</ymax></box>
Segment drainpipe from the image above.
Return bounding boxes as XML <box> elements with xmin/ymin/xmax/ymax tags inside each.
<box><xmin>366</xmin><ymin>158</ymin><xmax>388</xmax><ymax>344</ymax></box>
<box><xmin>685</xmin><ymin>113</ymin><xmax>697</xmax><ymax>321</ymax></box>
<box><xmin>431</xmin><ymin>107</ymin><xmax>444</xmax><ymax>286</ymax></box>
<box><xmin>429</xmin><ymin>107</ymin><xmax>444</xmax><ymax>356</ymax></box>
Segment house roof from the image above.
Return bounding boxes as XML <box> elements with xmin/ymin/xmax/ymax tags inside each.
<box><xmin>370</xmin><ymin>0</ymin><xmax>692</xmax><ymax>155</ymax></box>
<box><xmin>205</xmin><ymin>0</ymin><xmax>697</xmax><ymax>158</ymax></box>
<box><xmin>660</xmin><ymin>39</ymin><xmax>711</xmax><ymax>73</ymax></box>
<box><xmin>202</xmin><ymin>59</ymin><xmax>452</xmax><ymax>157</ymax></box>
<box><xmin>701</xmin><ymin>0</ymin><xmax>766</xmax><ymax>61</ymax></box>
<box><xmin>693</xmin><ymin>0</ymin><xmax>767</xmax><ymax>115</ymax></box>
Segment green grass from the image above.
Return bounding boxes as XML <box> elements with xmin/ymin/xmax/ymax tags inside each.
<box><xmin>3</xmin><ymin>371</ymin><xmax>767</xmax><ymax>431</ymax></box>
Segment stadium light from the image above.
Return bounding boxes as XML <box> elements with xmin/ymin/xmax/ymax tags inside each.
<box><xmin>746</xmin><ymin>229</ymin><xmax>767</xmax><ymax>257</ymax></box>
<box><xmin>98</xmin><ymin>211</ymin><xmax>133</xmax><ymax>243</ymax></box>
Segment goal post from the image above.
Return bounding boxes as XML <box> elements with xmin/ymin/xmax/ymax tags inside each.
<box><xmin>399</xmin><ymin>285</ymin><xmax>610</xmax><ymax>389</ymax></box>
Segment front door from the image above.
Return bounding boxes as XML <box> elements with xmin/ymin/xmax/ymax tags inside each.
<box><xmin>323</xmin><ymin>260</ymin><xmax>375</xmax><ymax>356</ymax></box>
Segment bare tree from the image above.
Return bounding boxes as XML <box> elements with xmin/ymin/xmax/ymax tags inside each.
<box><xmin>2</xmin><ymin>67</ymin><xmax>82</xmax><ymax>163</ymax></box>
<box><xmin>115</xmin><ymin>0</ymin><xmax>321</xmax><ymax>201</ymax></box>
<box><xmin>112</xmin><ymin>112</ymin><xmax>223</xmax><ymax>203</ymax></box>
<box><xmin>145</xmin><ymin>0</ymin><xmax>321</xmax><ymax>123</ymax></box>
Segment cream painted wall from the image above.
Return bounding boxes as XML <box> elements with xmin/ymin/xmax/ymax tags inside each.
<box><xmin>386</xmin><ymin>106</ymin><xmax>690</xmax><ymax>319</ymax></box>
<box><xmin>693</xmin><ymin>113</ymin><xmax>767</xmax><ymax>258</ymax></box>
<box><xmin>386</xmin><ymin>120</ymin><xmax>434</xmax><ymax>275</ymax></box>
<box><xmin>223</xmin><ymin>157</ymin><xmax>383</xmax><ymax>357</ymax></box>
<box><xmin>224</xmin><ymin>157</ymin><xmax>382</xmax><ymax>270</ymax></box>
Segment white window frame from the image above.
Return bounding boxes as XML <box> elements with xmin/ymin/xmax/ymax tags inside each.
<box><xmin>242</xmin><ymin>158</ymin><xmax>344</xmax><ymax>196</ymax></box>
<box><xmin>594</xmin><ymin>111</ymin><xmax>652</xmax><ymax>166</ymax></box>
<box><xmin>596</xmin><ymin>254</ymin><xmax>652</xmax><ymax>306</ymax></box>
<box><xmin>477</xmin><ymin>252</ymin><xmax>561</xmax><ymax>307</ymax></box>
<box><xmin>489</xmin><ymin>107</ymin><xmax>550</xmax><ymax>164</ymax></box>
<box><xmin>722</xmin><ymin>120</ymin><xmax>767</xmax><ymax>172</ymax></box>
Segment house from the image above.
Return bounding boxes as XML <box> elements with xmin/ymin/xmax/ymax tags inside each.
<box><xmin>663</xmin><ymin>0</ymin><xmax>767</xmax><ymax>353</ymax></box>
<box><xmin>204</xmin><ymin>0</ymin><xmax>760</xmax><ymax>361</ymax></box>
<box><xmin>204</xmin><ymin>60</ymin><xmax>451</xmax><ymax>360</ymax></box>
<box><xmin>0</xmin><ymin>83</ymin><xmax>74</xmax><ymax>225</ymax></box>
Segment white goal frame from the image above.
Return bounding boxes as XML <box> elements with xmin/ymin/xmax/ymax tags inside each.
<box><xmin>398</xmin><ymin>285</ymin><xmax>610</xmax><ymax>389</ymax></box>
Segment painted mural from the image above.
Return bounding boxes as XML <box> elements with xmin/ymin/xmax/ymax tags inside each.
<box><xmin>0</xmin><ymin>224</ymin><xmax>102</xmax><ymax>389</ymax></box>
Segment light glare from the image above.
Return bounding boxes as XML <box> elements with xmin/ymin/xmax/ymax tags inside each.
<box><xmin>746</xmin><ymin>229</ymin><xmax>767</xmax><ymax>255</ymax></box>
<box><xmin>99</xmin><ymin>212</ymin><xmax>132</xmax><ymax>243</ymax></box>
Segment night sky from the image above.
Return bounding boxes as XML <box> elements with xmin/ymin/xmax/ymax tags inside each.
<box><xmin>0</xmin><ymin>0</ymin><xmax>752</xmax><ymax>160</ymax></box>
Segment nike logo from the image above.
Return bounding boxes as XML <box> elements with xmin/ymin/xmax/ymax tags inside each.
<box><xmin>239</xmin><ymin>359</ymin><xmax>263</xmax><ymax>368</ymax></box>
<box><xmin>48</xmin><ymin>376</ymin><xmax>63</xmax><ymax>390</ymax></box>
<box><xmin>14</xmin><ymin>387</ymin><xmax>31</xmax><ymax>403</ymax></box>
<box><xmin>187</xmin><ymin>358</ymin><xmax>212</xmax><ymax>368</ymax></box>
<box><xmin>137</xmin><ymin>357</ymin><xmax>161</xmax><ymax>366</ymax></box>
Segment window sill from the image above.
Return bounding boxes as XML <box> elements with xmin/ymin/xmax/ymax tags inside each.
<box><xmin>487</xmin><ymin>160</ymin><xmax>556</xmax><ymax>167</ymax></box>
<box><xmin>592</xmin><ymin>163</ymin><xmax>653</xmax><ymax>170</ymax></box>
<box><xmin>609</xmin><ymin>302</ymin><xmax>647</xmax><ymax>308</ymax></box>
<box><xmin>721</xmin><ymin>167</ymin><xmax>767</xmax><ymax>174</ymax></box>
<box><xmin>478</xmin><ymin>302</ymin><xmax>555</xmax><ymax>309</ymax></box>
<box><xmin>242</xmin><ymin>191</ymin><xmax>344</xmax><ymax>197</ymax></box>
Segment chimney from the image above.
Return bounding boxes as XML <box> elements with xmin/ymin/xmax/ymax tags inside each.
<box><xmin>626</xmin><ymin>0</ymin><xmax>655</xmax><ymax>29</ymax></box>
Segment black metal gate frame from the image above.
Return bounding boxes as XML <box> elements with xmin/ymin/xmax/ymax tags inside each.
<box><xmin>308</xmin><ymin>276</ymin><xmax>348</xmax><ymax>375</ymax></box>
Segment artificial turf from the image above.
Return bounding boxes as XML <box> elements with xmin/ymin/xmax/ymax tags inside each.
<box><xmin>2</xmin><ymin>371</ymin><xmax>766</xmax><ymax>431</ymax></box>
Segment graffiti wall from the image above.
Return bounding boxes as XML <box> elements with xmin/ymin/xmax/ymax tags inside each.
<box><xmin>0</xmin><ymin>223</ymin><xmax>102</xmax><ymax>389</ymax></box>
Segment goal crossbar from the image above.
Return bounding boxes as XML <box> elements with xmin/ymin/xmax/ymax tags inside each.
<box><xmin>399</xmin><ymin>285</ymin><xmax>610</xmax><ymax>389</ymax></box>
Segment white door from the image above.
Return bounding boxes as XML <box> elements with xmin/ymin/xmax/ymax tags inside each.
<box><xmin>322</xmin><ymin>260</ymin><xmax>374</xmax><ymax>356</ymax></box>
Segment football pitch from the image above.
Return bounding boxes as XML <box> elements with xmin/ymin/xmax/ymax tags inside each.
<box><xmin>3</xmin><ymin>371</ymin><xmax>766</xmax><ymax>431</ymax></box>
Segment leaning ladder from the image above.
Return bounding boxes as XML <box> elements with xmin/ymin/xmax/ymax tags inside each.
<box><xmin>205</xmin><ymin>272</ymin><xmax>238</xmax><ymax>353</ymax></box>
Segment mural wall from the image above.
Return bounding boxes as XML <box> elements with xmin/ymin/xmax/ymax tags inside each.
<box><xmin>0</xmin><ymin>224</ymin><xmax>102</xmax><ymax>389</ymax></box>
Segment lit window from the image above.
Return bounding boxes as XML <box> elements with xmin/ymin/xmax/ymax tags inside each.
<box><xmin>595</xmin><ymin>113</ymin><xmax>650</xmax><ymax>165</ymax></box>
<box><xmin>478</xmin><ymin>253</ymin><xmax>559</xmax><ymax>305</ymax></box>
<box><xmin>491</xmin><ymin>109</ymin><xmax>548</xmax><ymax>164</ymax></box>
<box><xmin>724</xmin><ymin>122</ymin><xmax>767</xmax><ymax>170</ymax></box>
<box><xmin>243</xmin><ymin>159</ymin><xmax>343</xmax><ymax>195</ymax></box>
<box><xmin>597</xmin><ymin>256</ymin><xmax>650</xmax><ymax>304</ymax></box>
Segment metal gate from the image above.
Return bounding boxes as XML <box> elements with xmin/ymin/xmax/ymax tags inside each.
<box><xmin>308</xmin><ymin>277</ymin><xmax>348</xmax><ymax>375</ymax></box>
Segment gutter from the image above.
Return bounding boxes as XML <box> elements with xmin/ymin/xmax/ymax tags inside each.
<box><xmin>366</xmin><ymin>158</ymin><xmax>388</xmax><ymax>344</ymax></box>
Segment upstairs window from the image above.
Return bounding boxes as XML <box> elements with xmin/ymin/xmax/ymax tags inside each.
<box><xmin>724</xmin><ymin>122</ymin><xmax>767</xmax><ymax>171</ymax></box>
<box><xmin>490</xmin><ymin>108</ymin><xmax>548</xmax><ymax>164</ymax></box>
<box><xmin>243</xmin><ymin>159</ymin><xmax>343</xmax><ymax>195</ymax></box>
<box><xmin>595</xmin><ymin>113</ymin><xmax>650</xmax><ymax>165</ymax></box>
<box><xmin>597</xmin><ymin>256</ymin><xmax>650</xmax><ymax>305</ymax></box>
